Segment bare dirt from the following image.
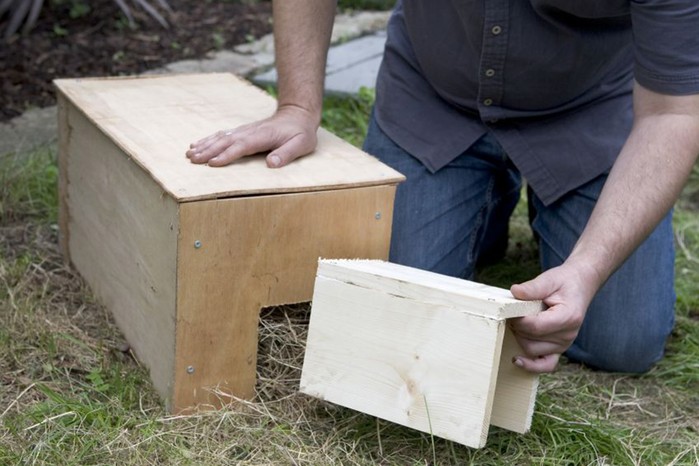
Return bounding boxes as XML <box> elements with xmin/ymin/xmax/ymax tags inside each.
<box><xmin>0</xmin><ymin>0</ymin><xmax>273</xmax><ymax>122</ymax></box>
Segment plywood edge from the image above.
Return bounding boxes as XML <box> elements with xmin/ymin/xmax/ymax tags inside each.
<box><xmin>56</xmin><ymin>94</ymin><xmax>71</xmax><ymax>260</ymax></box>
<box><xmin>317</xmin><ymin>259</ymin><xmax>544</xmax><ymax>319</ymax></box>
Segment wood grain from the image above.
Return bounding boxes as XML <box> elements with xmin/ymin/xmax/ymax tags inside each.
<box><xmin>301</xmin><ymin>260</ymin><xmax>542</xmax><ymax>448</ymax></box>
<box><xmin>173</xmin><ymin>186</ymin><xmax>396</xmax><ymax>410</ymax></box>
<box><xmin>62</xmin><ymin>101</ymin><xmax>180</xmax><ymax>403</ymax></box>
<box><xmin>54</xmin><ymin>74</ymin><xmax>404</xmax><ymax>202</ymax></box>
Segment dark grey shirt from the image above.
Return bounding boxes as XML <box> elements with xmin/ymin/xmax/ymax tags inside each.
<box><xmin>374</xmin><ymin>0</ymin><xmax>699</xmax><ymax>205</ymax></box>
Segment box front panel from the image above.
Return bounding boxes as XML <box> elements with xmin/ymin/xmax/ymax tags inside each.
<box><xmin>173</xmin><ymin>185</ymin><xmax>396</xmax><ymax>410</ymax></box>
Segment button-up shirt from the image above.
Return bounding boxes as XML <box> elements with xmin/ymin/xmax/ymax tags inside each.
<box><xmin>374</xmin><ymin>0</ymin><xmax>699</xmax><ymax>205</ymax></box>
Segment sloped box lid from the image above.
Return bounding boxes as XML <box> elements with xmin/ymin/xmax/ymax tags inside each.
<box><xmin>55</xmin><ymin>73</ymin><xmax>405</xmax><ymax>202</ymax></box>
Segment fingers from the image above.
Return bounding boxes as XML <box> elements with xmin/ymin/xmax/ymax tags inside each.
<box><xmin>186</xmin><ymin>128</ymin><xmax>267</xmax><ymax>166</ymax></box>
<box><xmin>512</xmin><ymin>353</ymin><xmax>560</xmax><ymax>373</ymax></box>
<box><xmin>512</xmin><ymin>306</ymin><xmax>582</xmax><ymax>341</ymax></box>
<box><xmin>266</xmin><ymin>132</ymin><xmax>316</xmax><ymax>168</ymax></box>
<box><xmin>185</xmin><ymin>111</ymin><xmax>319</xmax><ymax>168</ymax></box>
<box><xmin>511</xmin><ymin>270</ymin><xmax>557</xmax><ymax>301</ymax></box>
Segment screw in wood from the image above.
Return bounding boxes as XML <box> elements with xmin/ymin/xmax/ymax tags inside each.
<box><xmin>194</xmin><ymin>240</ymin><xmax>202</xmax><ymax>249</ymax></box>
<box><xmin>375</xmin><ymin>212</ymin><xmax>381</xmax><ymax>220</ymax></box>
<box><xmin>186</xmin><ymin>366</ymin><xmax>195</xmax><ymax>374</ymax></box>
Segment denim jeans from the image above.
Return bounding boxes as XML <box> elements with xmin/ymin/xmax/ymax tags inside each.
<box><xmin>363</xmin><ymin>113</ymin><xmax>675</xmax><ymax>373</ymax></box>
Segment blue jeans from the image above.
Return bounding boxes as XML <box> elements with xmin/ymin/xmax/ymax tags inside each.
<box><xmin>363</xmin><ymin>113</ymin><xmax>675</xmax><ymax>373</ymax></box>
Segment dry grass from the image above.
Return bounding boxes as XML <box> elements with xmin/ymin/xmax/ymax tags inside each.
<box><xmin>2</xmin><ymin>212</ymin><xmax>698</xmax><ymax>465</ymax></box>
<box><xmin>1</xmin><ymin>111</ymin><xmax>699</xmax><ymax>464</ymax></box>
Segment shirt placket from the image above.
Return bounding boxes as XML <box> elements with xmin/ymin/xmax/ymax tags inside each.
<box><xmin>478</xmin><ymin>0</ymin><xmax>509</xmax><ymax>123</ymax></box>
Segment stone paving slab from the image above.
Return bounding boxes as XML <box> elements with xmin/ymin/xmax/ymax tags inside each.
<box><xmin>253</xmin><ymin>32</ymin><xmax>386</xmax><ymax>95</ymax></box>
<box><xmin>0</xmin><ymin>107</ymin><xmax>58</xmax><ymax>157</ymax></box>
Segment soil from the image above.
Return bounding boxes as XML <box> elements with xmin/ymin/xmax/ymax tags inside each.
<box><xmin>0</xmin><ymin>0</ymin><xmax>273</xmax><ymax>122</ymax></box>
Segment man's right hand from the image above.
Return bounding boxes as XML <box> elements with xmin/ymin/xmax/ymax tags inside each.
<box><xmin>186</xmin><ymin>104</ymin><xmax>319</xmax><ymax>169</ymax></box>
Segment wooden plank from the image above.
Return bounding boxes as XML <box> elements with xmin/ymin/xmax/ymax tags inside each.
<box><xmin>300</xmin><ymin>260</ymin><xmax>543</xmax><ymax>447</ymax></box>
<box><xmin>172</xmin><ymin>185</ymin><xmax>397</xmax><ymax>411</ymax></box>
<box><xmin>53</xmin><ymin>74</ymin><xmax>404</xmax><ymax>202</ymax></box>
<box><xmin>62</xmin><ymin>100</ymin><xmax>179</xmax><ymax>404</ymax></box>
<box><xmin>300</xmin><ymin>275</ymin><xmax>506</xmax><ymax>448</ymax></box>
<box><xmin>490</xmin><ymin>327</ymin><xmax>539</xmax><ymax>433</ymax></box>
<box><xmin>317</xmin><ymin>259</ymin><xmax>544</xmax><ymax>319</ymax></box>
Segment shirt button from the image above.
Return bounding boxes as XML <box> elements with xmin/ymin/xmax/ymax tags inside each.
<box><xmin>483</xmin><ymin>98</ymin><xmax>493</xmax><ymax>106</ymax></box>
<box><xmin>485</xmin><ymin>69</ymin><xmax>495</xmax><ymax>77</ymax></box>
<box><xmin>491</xmin><ymin>25</ymin><xmax>502</xmax><ymax>35</ymax></box>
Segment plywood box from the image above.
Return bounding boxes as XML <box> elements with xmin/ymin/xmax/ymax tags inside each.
<box><xmin>301</xmin><ymin>259</ymin><xmax>544</xmax><ymax>448</ymax></box>
<box><xmin>54</xmin><ymin>74</ymin><xmax>404</xmax><ymax>412</ymax></box>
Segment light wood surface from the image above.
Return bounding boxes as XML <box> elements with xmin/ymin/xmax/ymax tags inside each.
<box><xmin>56</xmin><ymin>73</ymin><xmax>402</xmax><ymax>412</ymax></box>
<box><xmin>172</xmin><ymin>186</ymin><xmax>396</xmax><ymax>410</ymax></box>
<box><xmin>490</xmin><ymin>327</ymin><xmax>539</xmax><ymax>433</ymax></box>
<box><xmin>54</xmin><ymin>74</ymin><xmax>404</xmax><ymax>202</ymax></box>
<box><xmin>301</xmin><ymin>260</ymin><xmax>542</xmax><ymax>448</ymax></box>
<box><xmin>61</xmin><ymin>101</ymin><xmax>180</xmax><ymax>403</ymax></box>
<box><xmin>317</xmin><ymin>259</ymin><xmax>544</xmax><ymax>319</ymax></box>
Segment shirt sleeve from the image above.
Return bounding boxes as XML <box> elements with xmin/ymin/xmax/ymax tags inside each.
<box><xmin>631</xmin><ymin>0</ymin><xmax>699</xmax><ymax>95</ymax></box>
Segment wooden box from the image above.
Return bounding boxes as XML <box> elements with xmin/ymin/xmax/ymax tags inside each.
<box><xmin>301</xmin><ymin>259</ymin><xmax>543</xmax><ymax>448</ymax></box>
<box><xmin>54</xmin><ymin>74</ymin><xmax>404</xmax><ymax>412</ymax></box>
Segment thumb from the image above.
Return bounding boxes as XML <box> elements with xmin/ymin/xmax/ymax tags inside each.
<box><xmin>266</xmin><ymin>132</ymin><xmax>316</xmax><ymax>168</ymax></box>
<box><xmin>511</xmin><ymin>271</ymin><xmax>557</xmax><ymax>301</ymax></box>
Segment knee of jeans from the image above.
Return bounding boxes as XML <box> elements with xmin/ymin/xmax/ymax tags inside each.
<box><xmin>566</xmin><ymin>327</ymin><xmax>670</xmax><ymax>374</ymax></box>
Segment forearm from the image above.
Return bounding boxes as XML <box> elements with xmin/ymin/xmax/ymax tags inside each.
<box><xmin>273</xmin><ymin>0</ymin><xmax>336</xmax><ymax>125</ymax></box>
<box><xmin>567</xmin><ymin>83</ymin><xmax>699</xmax><ymax>288</ymax></box>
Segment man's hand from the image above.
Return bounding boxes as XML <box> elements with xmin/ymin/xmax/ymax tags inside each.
<box><xmin>509</xmin><ymin>260</ymin><xmax>602</xmax><ymax>373</ymax></box>
<box><xmin>186</xmin><ymin>105</ymin><xmax>319</xmax><ymax>168</ymax></box>
<box><xmin>186</xmin><ymin>0</ymin><xmax>335</xmax><ymax>169</ymax></box>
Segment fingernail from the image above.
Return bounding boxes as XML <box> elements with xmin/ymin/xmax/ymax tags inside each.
<box><xmin>269</xmin><ymin>154</ymin><xmax>281</xmax><ymax>167</ymax></box>
<box><xmin>512</xmin><ymin>357</ymin><xmax>524</xmax><ymax>368</ymax></box>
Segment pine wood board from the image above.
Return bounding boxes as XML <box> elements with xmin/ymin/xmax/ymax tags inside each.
<box><xmin>300</xmin><ymin>259</ymin><xmax>543</xmax><ymax>448</ymax></box>
<box><xmin>54</xmin><ymin>74</ymin><xmax>404</xmax><ymax>202</ymax></box>
<box><xmin>301</xmin><ymin>275</ymin><xmax>506</xmax><ymax>448</ymax></box>
<box><xmin>317</xmin><ymin>259</ymin><xmax>544</xmax><ymax>319</ymax></box>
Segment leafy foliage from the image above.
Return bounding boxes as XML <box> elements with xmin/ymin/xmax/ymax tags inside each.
<box><xmin>0</xmin><ymin>0</ymin><xmax>173</xmax><ymax>40</ymax></box>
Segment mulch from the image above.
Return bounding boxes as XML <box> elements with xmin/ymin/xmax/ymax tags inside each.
<box><xmin>0</xmin><ymin>0</ymin><xmax>273</xmax><ymax>122</ymax></box>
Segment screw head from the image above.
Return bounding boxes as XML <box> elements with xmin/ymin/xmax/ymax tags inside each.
<box><xmin>186</xmin><ymin>365</ymin><xmax>195</xmax><ymax>374</ymax></box>
<box><xmin>194</xmin><ymin>240</ymin><xmax>202</xmax><ymax>249</ymax></box>
<box><xmin>374</xmin><ymin>212</ymin><xmax>381</xmax><ymax>220</ymax></box>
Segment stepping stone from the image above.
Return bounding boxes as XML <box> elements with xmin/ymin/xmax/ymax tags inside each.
<box><xmin>253</xmin><ymin>32</ymin><xmax>386</xmax><ymax>95</ymax></box>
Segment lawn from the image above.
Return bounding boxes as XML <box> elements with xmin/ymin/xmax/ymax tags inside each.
<box><xmin>1</xmin><ymin>89</ymin><xmax>698</xmax><ymax>465</ymax></box>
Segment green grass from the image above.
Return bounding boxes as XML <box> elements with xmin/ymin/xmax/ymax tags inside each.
<box><xmin>1</xmin><ymin>95</ymin><xmax>698</xmax><ymax>465</ymax></box>
<box><xmin>337</xmin><ymin>0</ymin><xmax>396</xmax><ymax>11</ymax></box>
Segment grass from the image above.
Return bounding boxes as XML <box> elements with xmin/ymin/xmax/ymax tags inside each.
<box><xmin>1</xmin><ymin>95</ymin><xmax>698</xmax><ymax>465</ymax></box>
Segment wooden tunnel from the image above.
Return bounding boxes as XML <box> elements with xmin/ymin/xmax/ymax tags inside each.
<box><xmin>55</xmin><ymin>73</ymin><xmax>404</xmax><ymax>412</ymax></box>
<box><xmin>301</xmin><ymin>259</ymin><xmax>544</xmax><ymax>448</ymax></box>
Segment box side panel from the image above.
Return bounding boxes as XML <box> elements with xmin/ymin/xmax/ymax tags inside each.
<box><xmin>490</xmin><ymin>327</ymin><xmax>539</xmax><ymax>433</ymax></box>
<box><xmin>173</xmin><ymin>185</ymin><xmax>396</xmax><ymax>410</ymax></box>
<box><xmin>64</xmin><ymin>102</ymin><xmax>179</xmax><ymax>403</ymax></box>
<box><xmin>300</xmin><ymin>276</ymin><xmax>505</xmax><ymax>449</ymax></box>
